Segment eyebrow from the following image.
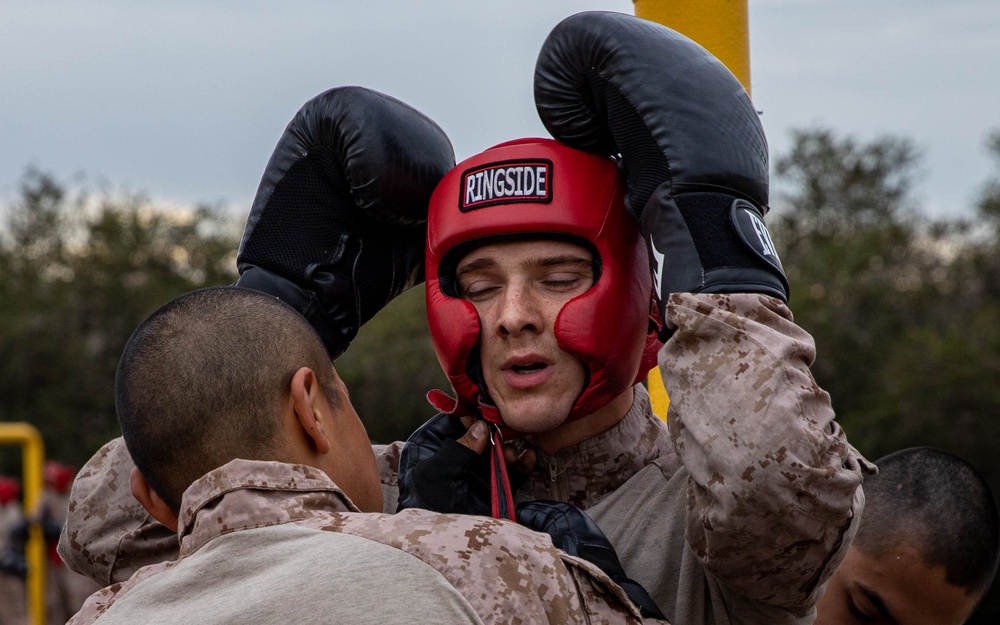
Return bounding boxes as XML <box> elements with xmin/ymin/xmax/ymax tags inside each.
<box><xmin>455</xmin><ymin>257</ymin><xmax>497</xmax><ymax>276</ymax></box>
<box><xmin>527</xmin><ymin>254</ymin><xmax>593</xmax><ymax>270</ymax></box>
<box><xmin>456</xmin><ymin>254</ymin><xmax>592</xmax><ymax>276</ymax></box>
<box><xmin>855</xmin><ymin>582</ymin><xmax>899</xmax><ymax>624</ymax></box>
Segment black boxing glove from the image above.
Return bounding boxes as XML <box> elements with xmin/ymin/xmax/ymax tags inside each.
<box><xmin>396</xmin><ymin>413</ymin><xmax>492</xmax><ymax>515</ymax></box>
<box><xmin>236</xmin><ymin>86</ymin><xmax>455</xmax><ymax>360</ymax></box>
<box><xmin>397</xmin><ymin>415</ymin><xmax>532</xmax><ymax>517</ymax></box>
<box><xmin>517</xmin><ymin>501</ymin><xmax>666</xmax><ymax>620</ymax></box>
<box><xmin>534</xmin><ymin>11</ymin><xmax>788</xmax><ymax>317</ymax></box>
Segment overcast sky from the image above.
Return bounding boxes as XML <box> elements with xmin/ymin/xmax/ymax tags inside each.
<box><xmin>2</xmin><ymin>1</ymin><xmax>998</xmax><ymax>221</ymax></box>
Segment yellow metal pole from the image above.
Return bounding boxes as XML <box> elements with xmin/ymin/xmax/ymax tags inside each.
<box><xmin>0</xmin><ymin>422</ymin><xmax>47</xmax><ymax>625</ymax></box>
<box><xmin>633</xmin><ymin>0</ymin><xmax>751</xmax><ymax>94</ymax></box>
<box><xmin>634</xmin><ymin>0</ymin><xmax>752</xmax><ymax>419</ymax></box>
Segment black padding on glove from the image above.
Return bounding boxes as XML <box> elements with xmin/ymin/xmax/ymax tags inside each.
<box><xmin>517</xmin><ymin>500</ymin><xmax>666</xmax><ymax>620</ymax></box>
<box><xmin>534</xmin><ymin>11</ymin><xmax>769</xmax><ymax>211</ymax></box>
<box><xmin>534</xmin><ymin>11</ymin><xmax>788</xmax><ymax>307</ymax></box>
<box><xmin>397</xmin><ymin>413</ymin><xmax>491</xmax><ymax>516</ymax></box>
<box><xmin>237</xmin><ymin>86</ymin><xmax>455</xmax><ymax>360</ymax></box>
<box><xmin>590</xmin><ymin>72</ymin><xmax>670</xmax><ymax>223</ymax></box>
<box><xmin>643</xmin><ymin>190</ymin><xmax>789</xmax><ymax>304</ymax></box>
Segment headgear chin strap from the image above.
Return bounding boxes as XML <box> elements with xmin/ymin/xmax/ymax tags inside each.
<box><xmin>426</xmin><ymin>138</ymin><xmax>659</xmax><ymax>435</ymax></box>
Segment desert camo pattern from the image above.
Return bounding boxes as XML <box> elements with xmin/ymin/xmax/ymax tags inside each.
<box><xmin>58</xmin><ymin>398</ymin><xmax>666</xmax><ymax>585</ymax></box>
<box><xmin>59</xmin><ymin>291</ymin><xmax>867</xmax><ymax>624</ymax></box>
<box><xmin>58</xmin><ymin>438</ymin><xmax>406</xmax><ymax>585</ymax></box>
<box><xmin>58</xmin><ymin>439</ymin><xmax>178</xmax><ymax>587</ymax></box>
<box><xmin>662</xmin><ymin>293</ymin><xmax>871</xmax><ymax>606</ymax></box>
<box><xmin>585</xmin><ymin>293</ymin><xmax>872</xmax><ymax>624</ymax></box>
<box><xmin>516</xmin><ymin>384</ymin><xmax>674</xmax><ymax>508</ymax></box>
<box><xmin>68</xmin><ymin>460</ymin><xmax>654</xmax><ymax>625</ymax></box>
<box><xmin>662</xmin><ymin>293</ymin><xmax>870</xmax><ymax>613</ymax></box>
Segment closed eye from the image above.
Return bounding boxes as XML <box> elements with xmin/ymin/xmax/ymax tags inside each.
<box><xmin>460</xmin><ymin>282</ymin><xmax>499</xmax><ymax>300</ymax></box>
<box><xmin>849</xmin><ymin>583</ymin><xmax>897</xmax><ymax>624</ymax></box>
<box><xmin>541</xmin><ymin>273</ymin><xmax>590</xmax><ymax>291</ymax></box>
<box><xmin>848</xmin><ymin>597</ymin><xmax>877</xmax><ymax>622</ymax></box>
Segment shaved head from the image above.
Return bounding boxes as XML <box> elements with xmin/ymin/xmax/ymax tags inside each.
<box><xmin>115</xmin><ymin>286</ymin><xmax>339</xmax><ymax>511</ymax></box>
<box><xmin>856</xmin><ymin>447</ymin><xmax>1000</xmax><ymax>596</ymax></box>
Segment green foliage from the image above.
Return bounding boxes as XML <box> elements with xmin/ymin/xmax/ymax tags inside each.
<box><xmin>774</xmin><ymin>127</ymin><xmax>922</xmax><ymax>227</ymax></box>
<box><xmin>772</xmin><ymin>129</ymin><xmax>945</xmax><ymax>430</ymax></box>
<box><xmin>0</xmin><ymin>169</ymin><xmax>240</xmax><ymax>469</ymax></box>
<box><xmin>336</xmin><ymin>286</ymin><xmax>449</xmax><ymax>445</ymax></box>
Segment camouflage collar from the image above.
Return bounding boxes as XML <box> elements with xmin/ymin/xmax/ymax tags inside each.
<box><xmin>519</xmin><ymin>384</ymin><xmax>672</xmax><ymax>508</ymax></box>
<box><xmin>177</xmin><ymin>459</ymin><xmax>358</xmax><ymax>556</ymax></box>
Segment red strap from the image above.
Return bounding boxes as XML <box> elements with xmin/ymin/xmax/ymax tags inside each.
<box><xmin>488</xmin><ymin>426</ymin><xmax>516</xmax><ymax>521</ymax></box>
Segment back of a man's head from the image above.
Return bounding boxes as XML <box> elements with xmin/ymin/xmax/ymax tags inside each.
<box><xmin>115</xmin><ymin>286</ymin><xmax>336</xmax><ymax>511</ymax></box>
<box><xmin>856</xmin><ymin>447</ymin><xmax>1000</xmax><ymax>597</ymax></box>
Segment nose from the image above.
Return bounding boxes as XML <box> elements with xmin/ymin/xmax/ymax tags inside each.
<box><xmin>494</xmin><ymin>282</ymin><xmax>544</xmax><ymax>338</ymax></box>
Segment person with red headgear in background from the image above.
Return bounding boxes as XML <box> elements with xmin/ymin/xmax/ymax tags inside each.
<box><xmin>0</xmin><ymin>475</ymin><xmax>27</xmax><ymax>625</ymax></box>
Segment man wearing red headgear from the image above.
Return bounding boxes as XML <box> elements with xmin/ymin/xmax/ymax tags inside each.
<box><xmin>398</xmin><ymin>137</ymin><xmax>671</xmax><ymax>521</ymax></box>
<box><xmin>398</xmin><ymin>11</ymin><xmax>873</xmax><ymax>625</ymax></box>
<box><xmin>0</xmin><ymin>476</ymin><xmax>27</xmax><ymax>625</ymax></box>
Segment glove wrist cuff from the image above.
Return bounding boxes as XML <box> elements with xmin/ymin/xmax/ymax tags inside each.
<box><xmin>235</xmin><ymin>265</ymin><xmax>353</xmax><ymax>360</ymax></box>
<box><xmin>643</xmin><ymin>190</ymin><xmax>789</xmax><ymax>308</ymax></box>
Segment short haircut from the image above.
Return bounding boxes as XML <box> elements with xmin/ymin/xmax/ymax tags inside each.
<box><xmin>855</xmin><ymin>447</ymin><xmax>1000</xmax><ymax>596</ymax></box>
<box><xmin>115</xmin><ymin>286</ymin><xmax>338</xmax><ymax>512</ymax></box>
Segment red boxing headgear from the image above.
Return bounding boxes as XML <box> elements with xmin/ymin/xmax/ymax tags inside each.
<box><xmin>0</xmin><ymin>476</ymin><xmax>20</xmax><ymax>506</ymax></box>
<box><xmin>44</xmin><ymin>460</ymin><xmax>76</xmax><ymax>495</ymax></box>
<box><xmin>426</xmin><ymin>138</ymin><xmax>659</xmax><ymax>431</ymax></box>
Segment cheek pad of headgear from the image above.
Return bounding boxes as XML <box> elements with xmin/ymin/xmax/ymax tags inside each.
<box><xmin>554</xmin><ymin>217</ymin><xmax>653</xmax><ymax>419</ymax></box>
<box><xmin>425</xmin><ymin>271</ymin><xmax>482</xmax><ymax>415</ymax></box>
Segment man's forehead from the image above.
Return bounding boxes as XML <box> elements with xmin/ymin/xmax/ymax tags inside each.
<box><xmin>844</xmin><ymin>543</ymin><xmax>979</xmax><ymax>625</ymax></box>
<box><xmin>456</xmin><ymin>237</ymin><xmax>593</xmax><ymax>271</ymax></box>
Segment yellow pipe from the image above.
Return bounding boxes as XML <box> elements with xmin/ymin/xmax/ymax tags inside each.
<box><xmin>0</xmin><ymin>422</ymin><xmax>47</xmax><ymax>625</ymax></box>
<box><xmin>634</xmin><ymin>0</ymin><xmax>751</xmax><ymax>419</ymax></box>
<box><xmin>633</xmin><ymin>0</ymin><xmax>751</xmax><ymax>94</ymax></box>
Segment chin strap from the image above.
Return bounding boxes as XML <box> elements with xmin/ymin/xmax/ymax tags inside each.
<box><xmin>487</xmin><ymin>423</ymin><xmax>517</xmax><ymax>521</ymax></box>
<box><xmin>425</xmin><ymin>388</ymin><xmax>519</xmax><ymax>521</ymax></box>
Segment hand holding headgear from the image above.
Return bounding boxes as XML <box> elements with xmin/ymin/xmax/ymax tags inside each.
<box><xmin>236</xmin><ymin>86</ymin><xmax>455</xmax><ymax>359</ymax></box>
<box><xmin>396</xmin><ymin>414</ymin><xmax>492</xmax><ymax>516</ymax></box>
<box><xmin>534</xmin><ymin>11</ymin><xmax>788</xmax><ymax>314</ymax></box>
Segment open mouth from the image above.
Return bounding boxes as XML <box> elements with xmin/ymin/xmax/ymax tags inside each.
<box><xmin>511</xmin><ymin>363</ymin><xmax>547</xmax><ymax>374</ymax></box>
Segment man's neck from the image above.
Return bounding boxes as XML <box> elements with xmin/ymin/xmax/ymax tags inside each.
<box><xmin>528</xmin><ymin>386</ymin><xmax>635</xmax><ymax>455</ymax></box>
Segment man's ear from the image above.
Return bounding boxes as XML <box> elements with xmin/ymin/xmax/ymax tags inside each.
<box><xmin>130</xmin><ymin>467</ymin><xmax>179</xmax><ymax>532</ymax></box>
<box><xmin>290</xmin><ymin>367</ymin><xmax>332</xmax><ymax>455</ymax></box>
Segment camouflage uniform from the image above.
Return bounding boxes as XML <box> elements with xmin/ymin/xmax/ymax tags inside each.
<box><xmin>59</xmin><ymin>439</ymin><xmax>178</xmax><ymax>587</ymax></box>
<box><xmin>515</xmin><ymin>385</ymin><xmax>671</xmax><ymax>510</ymax></box>
<box><xmin>67</xmin><ymin>459</ymin><xmax>649</xmax><ymax>625</ymax></box>
<box><xmin>373</xmin><ymin>387</ymin><xmax>668</xmax><ymax>512</ymax></box>
<box><xmin>59</xmin><ymin>390</ymin><xmax>670</xmax><ymax>586</ymax></box>
<box><xmin>587</xmin><ymin>293</ymin><xmax>873</xmax><ymax>624</ymax></box>
<box><xmin>59</xmin><ymin>292</ymin><xmax>867</xmax><ymax>625</ymax></box>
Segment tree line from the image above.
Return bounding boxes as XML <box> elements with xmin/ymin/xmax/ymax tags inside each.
<box><xmin>2</xmin><ymin>127</ymin><xmax>1000</xmax><ymax>621</ymax></box>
